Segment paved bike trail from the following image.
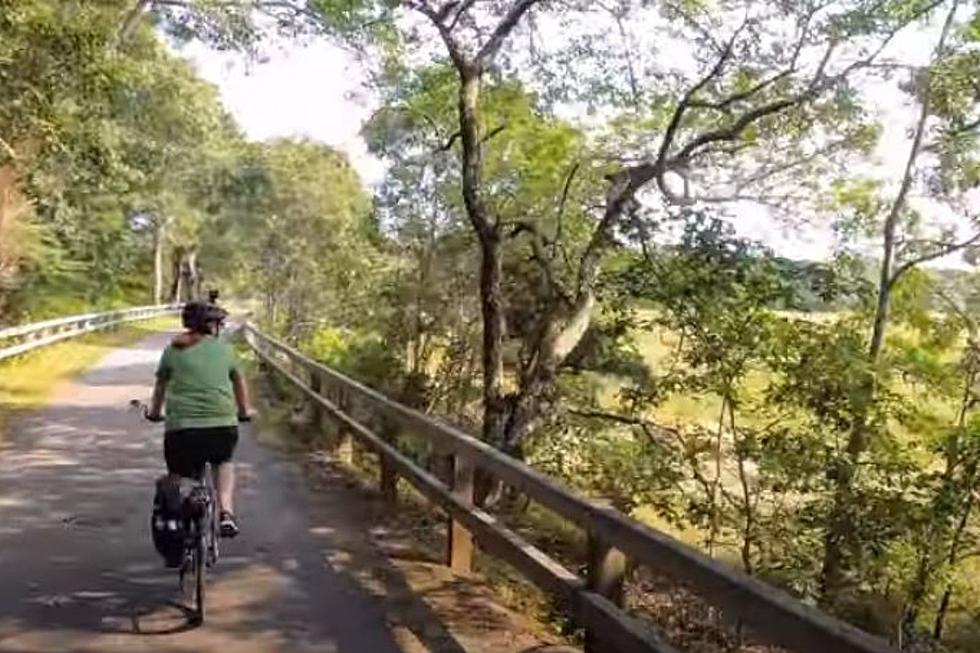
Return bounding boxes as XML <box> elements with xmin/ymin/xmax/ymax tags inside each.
<box><xmin>0</xmin><ymin>331</ymin><xmax>408</xmax><ymax>653</ymax></box>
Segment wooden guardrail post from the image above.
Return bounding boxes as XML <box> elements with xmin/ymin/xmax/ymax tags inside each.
<box><xmin>379</xmin><ymin>417</ymin><xmax>399</xmax><ymax>504</ymax></box>
<box><xmin>309</xmin><ymin>370</ymin><xmax>324</xmax><ymax>431</ymax></box>
<box><xmin>585</xmin><ymin>502</ymin><xmax>628</xmax><ymax>653</ymax></box>
<box><xmin>446</xmin><ymin>454</ymin><xmax>475</xmax><ymax>573</ymax></box>
<box><xmin>380</xmin><ymin>450</ymin><xmax>398</xmax><ymax>503</ymax></box>
<box><xmin>335</xmin><ymin>388</ymin><xmax>353</xmax><ymax>465</ymax></box>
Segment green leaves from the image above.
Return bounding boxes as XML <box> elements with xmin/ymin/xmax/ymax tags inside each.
<box><xmin>210</xmin><ymin>138</ymin><xmax>382</xmax><ymax>337</ymax></box>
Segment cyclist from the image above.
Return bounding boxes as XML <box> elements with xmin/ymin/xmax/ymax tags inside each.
<box><xmin>147</xmin><ymin>300</ymin><xmax>251</xmax><ymax>538</ymax></box>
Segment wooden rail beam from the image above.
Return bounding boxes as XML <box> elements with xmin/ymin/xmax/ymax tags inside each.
<box><xmin>244</xmin><ymin>324</ymin><xmax>898</xmax><ymax>653</ymax></box>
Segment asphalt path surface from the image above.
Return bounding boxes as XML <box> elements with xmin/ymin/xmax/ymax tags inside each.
<box><xmin>0</xmin><ymin>331</ymin><xmax>408</xmax><ymax>653</ymax></box>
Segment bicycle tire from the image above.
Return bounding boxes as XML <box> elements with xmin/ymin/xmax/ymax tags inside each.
<box><xmin>195</xmin><ymin>532</ymin><xmax>206</xmax><ymax>624</ymax></box>
<box><xmin>209</xmin><ymin>504</ymin><xmax>220</xmax><ymax>566</ymax></box>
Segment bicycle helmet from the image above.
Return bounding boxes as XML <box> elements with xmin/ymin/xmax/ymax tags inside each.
<box><xmin>181</xmin><ymin>300</ymin><xmax>227</xmax><ymax>334</ymax></box>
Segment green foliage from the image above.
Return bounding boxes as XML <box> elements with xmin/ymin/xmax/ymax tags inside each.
<box><xmin>209</xmin><ymin>138</ymin><xmax>385</xmax><ymax>340</ymax></box>
<box><xmin>304</xmin><ymin>326</ymin><xmax>401</xmax><ymax>392</ymax></box>
<box><xmin>0</xmin><ymin>0</ymin><xmax>242</xmax><ymax>320</ymax></box>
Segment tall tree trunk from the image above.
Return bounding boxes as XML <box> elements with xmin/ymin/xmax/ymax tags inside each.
<box><xmin>819</xmin><ymin>16</ymin><xmax>946</xmax><ymax>598</ymax></box>
<box><xmin>932</xmin><ymin>477</ymin><xmax>977</xmax><ymax>640</ymax></box>
<box><xmin>182</xmin><ymin>248</ymin><xmax>199</xmax><ymax>301</ymax></box>
<box><xmin>479</xmin><ymin>233</ymin><xmax>508</xmax><ymax>445</ymax></box>
<box><xmin>501</xmin><ymin>291</ymin><xmax>596</xmax><ymax>452</ymax></box>
<box><xmin>453</xmin><ymin>69</ymin><xmax>508</xmax><ymax>446</ymax></box>
<box><xmin>497</xmin><ymin>170</ymin><xmax>633</xmax><ymax>452</ymax></box>
<box><xmin>153</xmin><ymin>220</ymin><xmax>165</xmax><ymax>305</ymax></box>
<box><xmin>707</xmin><ymin>396</ymin><xmax>728</xmax><ymax>557</ymax></box>
<box><xmin>169</xmin><ymin>253</ymin><xmax>182</xmax><ymax>303</ymax></box>
<box><xmin>729</xmin><ymin>399</ymin><xmax>755</xmax><ymax>575</ymax></box>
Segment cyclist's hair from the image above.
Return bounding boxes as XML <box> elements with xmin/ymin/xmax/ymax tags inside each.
<box><xmin>181</xmin><ymin>301</ymin><xmax>227</xmax><ymax>334</ymax></box>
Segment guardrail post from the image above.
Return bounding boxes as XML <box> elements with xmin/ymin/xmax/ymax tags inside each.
<box><xmin>335</xmin><ymin>388</ymin><xmax>354</xmax><ymax>465</ymax></box>
<box><xmin>585</xmin><ymin>507</ymin><xmax>627</xmax><ymax>653</ymax></box>
<box><xmin>380</xmin><ymin>449</ymin><xmax>398</xmax><ymax>504</ymax></box>
<box><xmin>446</xmin><ymin>454</ymin><xmax>475</xmax><ymax>574</ymax></box>
<box><xmin>376</xmin><ymin>414</ymin><xmax>399</xmax><ymax>503</ymax></box>
<box><xmin>309</xmin><ymin>370</ymin><xmax>324</xmax><ymax>430</ymax></box>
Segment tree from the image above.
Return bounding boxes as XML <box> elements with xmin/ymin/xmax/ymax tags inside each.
<box><xmin>209</xmin><ymin>138</ymin><xmax>380</xmax><ymax>336</ymax></box>
<box><xmin>127</xmin><ymin>2</ymin><xmax>943</xmax><ymax>461</ymax></box>
<box><xmin>819</xmin><ymin>0</ymin><xmax>980</xmax><ymax>604</ymax></box>
<box><xmin>352</xmin><ymin>0</ymin><xmax>942</xmax><ymax>458</ymax></box>
<box><xmin>0</xmin><ymin>0</ymin><xmax>242</xmax><ymax>317</ymax></box>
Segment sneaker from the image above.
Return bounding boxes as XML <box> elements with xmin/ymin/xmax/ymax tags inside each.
<box><xmin>219</xmin><ymin>511</ymin><xmax>240</xmax><ymax>539</ymax></box>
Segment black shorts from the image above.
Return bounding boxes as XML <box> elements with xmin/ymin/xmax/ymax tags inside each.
<box><xmin>164</xmin><ymin>427</ymin><xmax>239</xmax><ymax>479</ymax></box>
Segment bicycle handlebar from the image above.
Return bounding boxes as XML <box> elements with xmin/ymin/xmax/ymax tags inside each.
<box><xmin>130</xmin><ymin>399</ymin><xmax>253</xmax><ymax>424</ymax></box>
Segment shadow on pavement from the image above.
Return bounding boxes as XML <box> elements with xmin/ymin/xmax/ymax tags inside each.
<box><xmin>0</xmin><ymin>395</ymin><xmax>473</xmax><ymax>652</ymax></box>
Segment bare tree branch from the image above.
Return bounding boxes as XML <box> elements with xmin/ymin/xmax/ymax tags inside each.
<box><xmin>0</xmin><ymin>135</ymin><xmax>18</xmax><ymax>162</ymax></box>
<box><xmin>552</xmin><ymin>161</ymin><xmax>581</xmax><ymax>261</ymax></box>
<box><xmin>674</xmin><ymin>97</ymin><xmax>800</xmax><ymax>164</ymax></box>
<box><xmin>890</xmin><ymin>229</ymin><xmax>980</xmax><ymax>289</ymax></box>
<box><xmin>688</xmin><ymin>70</ymin><xmax>793</xmax><ymax>113</ymax></box>
<box><xmin>788</xmin><ymin>0</ymin><xmax>833</xmax><ymax>69</ymax></box>
<box><xmin>833</xmin><ymin>0</ymin><xmax>948</xmax><ymax>80</ymax></box>
<box><xmin>510</xmin><ymin>221</ymin><xmax>571</xmax><ymax>303</ymax></box>
<box><xmin>405</xmin><ymin>0</ymin><xmax>470</xmax><ymax>72</ymax></box>
<box><xmin>649</xmin><ymin>0</ymin><xmax>948</xmax><ymax>209</ymax></box>
<box><xmin>655</xmin><ymin>19</ymin><xmax>746</xmax><ymax>168</ymax></box>
<box><xmin>481</xmin><ymin>123</ymin><xmax>508</xmax><ymax>145</ymax></box>
<box><xmin>436</xmin><ymin>131</ymin><xmax>462</xmax><ymax>152</ymax></box>
<box><xmin>661</xmin><ymin>1</ymin><xmax>725</xmax><ymax>55</ymax></box>
<box><xmin>568</xmin><ymin>408</ymin><xmax>679</xmax><ymax>444</ymax></box>
<box><xmin>476</xmin><ymin>0</ymin><xmax>546</xmax><ymax>67</ymax></box>
<box><xmin>448</xmin><ymin>0</ymin><xmax>480</xmax><ymax>32</ymax></box>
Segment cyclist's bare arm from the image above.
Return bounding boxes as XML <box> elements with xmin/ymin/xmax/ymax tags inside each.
<box><xmin>230</xmin><ymin>370</ymin><xmax>252</xmax><ymax>419</ymax></box>
<box><xmin>148</xmin><ymin>377</ymin><xmax>166</xmax><ymax>421</ymax></box>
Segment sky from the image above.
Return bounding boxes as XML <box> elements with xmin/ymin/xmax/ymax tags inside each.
<box><xmin>179</xmin><ymin>39</ymin><xmax>385</xmax><ymax>185</ymax></box>
<box><xmin>175</xmin><ymin>15</ymin><xmax>972</xmax><ymax>266</ymax></box>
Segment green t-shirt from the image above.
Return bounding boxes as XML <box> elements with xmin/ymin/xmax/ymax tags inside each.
<box><xmin>156</xmin><ymin>337</ymin><xmax>239</xmax><ymax>431</ymax></box>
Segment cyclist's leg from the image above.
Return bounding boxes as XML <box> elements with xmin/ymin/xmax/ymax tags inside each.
<box><xmin>202</xmin><ymin>427</ymin><xmax>240</xmax><ymax>536</ymax></box>
<box><xmin>215</xmin><ymin>462</ymin><xmax>235</xmax><ymax>514</ymax></box>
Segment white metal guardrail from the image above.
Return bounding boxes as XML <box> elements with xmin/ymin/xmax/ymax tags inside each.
<box><xmin>0</xmin><ymin>304</ymin><xmax>180</xmax><ymax>362</ymax></box>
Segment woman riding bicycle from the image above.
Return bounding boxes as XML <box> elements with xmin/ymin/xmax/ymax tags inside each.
<box><xmin>147</xmin><ymin>301</ymin><xmax>252</xmax><ymax>537</ymax></box>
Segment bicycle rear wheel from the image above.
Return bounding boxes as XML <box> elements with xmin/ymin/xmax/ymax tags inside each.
<box><xmin>194</xmin><ymin>533</ymin><xmax>206</xmax><ymax>624</ymax></box>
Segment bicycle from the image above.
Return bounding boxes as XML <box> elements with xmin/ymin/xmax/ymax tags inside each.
<box><xmin>132</xmin><ymin>400</ymin><xmax>244</xmax><ymax>625</ymax></box>
<box><xmin>177</xmin><ymin>461</ymin><xmax>218</xmax><ymax>626</ymax></box>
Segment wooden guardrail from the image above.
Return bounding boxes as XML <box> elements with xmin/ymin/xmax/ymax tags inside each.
<box><xmin>243</xmin><ymin>323</ymin><xmax>898</xmax><ymax>653</ymax></box>
<box><xmin>0</xmin><ymin>305</ymin><xmax>179</xmax><ymax>362</ymax></box>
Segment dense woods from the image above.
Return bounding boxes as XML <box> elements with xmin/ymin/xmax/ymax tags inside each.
<box><xmin>5</xmin><ymin>0</ymin><xmax>980</xmax><ymax>650</ymax></box>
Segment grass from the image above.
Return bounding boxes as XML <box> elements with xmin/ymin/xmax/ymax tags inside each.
<box><xmin>0</xmin><ymin>315</ymin><xmax>180</xmax><ymax>440</ymax></box>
